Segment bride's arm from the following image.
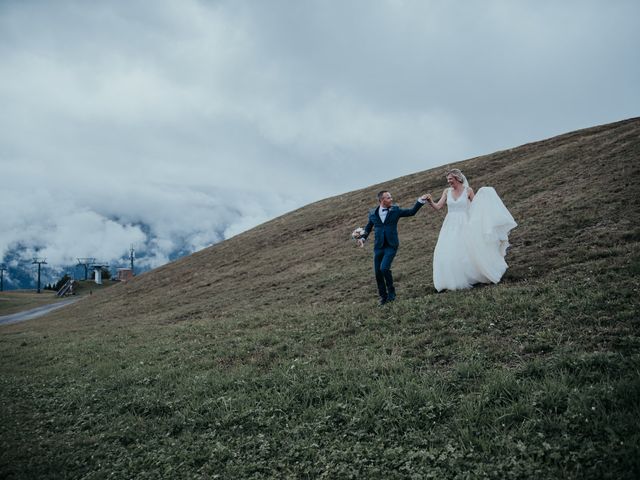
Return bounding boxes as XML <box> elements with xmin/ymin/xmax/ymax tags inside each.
<box><xmin>428</xmin><ymin>189</ymin><xmax>447</xmax><ymax>211</ymax></box>
<box><xmin>467</xmin><ymin>187</ymin><xmax>475</xmax><ymax>202</ymax></box>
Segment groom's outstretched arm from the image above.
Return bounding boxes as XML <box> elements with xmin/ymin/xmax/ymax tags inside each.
<box><xmin>397</xmin><ymin>196</ymin><xmax>428</xmax><ymax>217</ymax></box>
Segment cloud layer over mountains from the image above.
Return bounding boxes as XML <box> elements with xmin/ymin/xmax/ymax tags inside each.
<box><xmin>1</xmin><ymin>0</ymin><xmax>639</xmax><ymax>283</ymax></box>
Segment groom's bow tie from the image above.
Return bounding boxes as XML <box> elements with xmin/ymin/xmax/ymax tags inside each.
<box><xmin>381</xmin><ymin>208</ymin><xmax>389</xmax><ymax>212</ymax></box>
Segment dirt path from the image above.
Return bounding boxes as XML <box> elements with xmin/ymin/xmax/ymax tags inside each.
<box><xmin>0</xmin><ymin>298</ymin><xmax>81</xmax><ymax>326</ymax></box>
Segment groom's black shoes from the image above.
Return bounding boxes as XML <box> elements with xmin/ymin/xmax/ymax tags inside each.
<box><xmin>378</xmin><ymin>293</ymin><xmax>396</xmax><ymax>307</ymax></box>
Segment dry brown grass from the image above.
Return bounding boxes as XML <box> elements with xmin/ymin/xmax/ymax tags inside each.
<box><xmin>3</xmin><ymin>117</ymin><xmax>639</xmax><ymax>333</ymax></box>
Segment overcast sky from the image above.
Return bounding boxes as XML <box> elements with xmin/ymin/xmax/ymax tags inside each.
<box><xmin>1</xmin><ymin>0</ymin><xmax>639</xmax><ymax>276</ymax></box>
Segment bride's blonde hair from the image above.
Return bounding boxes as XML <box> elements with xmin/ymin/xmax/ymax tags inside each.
<box><xmin>446</xmin><ymin>168</ymin><xmax>469</xmax><ymax>187</ymax></box>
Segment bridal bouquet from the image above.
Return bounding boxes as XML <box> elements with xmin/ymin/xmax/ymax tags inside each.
<box><xmin>351</xmin><ymin>227</ymin><xmax>365</xmax><ymax>240</ymax></box>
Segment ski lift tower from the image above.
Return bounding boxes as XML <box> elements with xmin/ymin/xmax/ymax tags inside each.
<box><xmin>0</xmin><ymin>264</ymin><xmax>6</xmax><ymax>292</ymax></box>
<box><xmin>91</xmin><ymin>262</ymin><xmax>109</xmax><ymax>285</ymax></box>
<box><xmin>77</xmin><ymin>258</ymin><xmax>96</xmax><ymax>280</ymax></box>
<box><xmin>129</xmin><ymin>245</ymin><xmax>135</xmax><ymax>276</ymax></box>
<box><xmin>32</xmin><ymin>258</ymin><xmax>47</xmax><ymax>293</ymax></box>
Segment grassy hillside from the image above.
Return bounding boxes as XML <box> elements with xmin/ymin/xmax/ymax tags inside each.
<box><xmin>1</xmin><ymin>118</ymin><xmax>639</xmax><ymax>479</ymax></box>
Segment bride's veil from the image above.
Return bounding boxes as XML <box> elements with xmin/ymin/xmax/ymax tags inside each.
<box><xmin>460</xmin><ymin>173</ymin><xmax>469</xmax><ymax>188</ymax></box>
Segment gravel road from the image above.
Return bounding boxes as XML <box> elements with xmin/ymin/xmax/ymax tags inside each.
<box><xmin>0</xmin><ymin>298</ymin><xmax>81</xmax><ymax>326</ymax></box>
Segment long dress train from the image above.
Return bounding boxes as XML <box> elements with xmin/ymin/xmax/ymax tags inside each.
<box><xmin>432</xmin><ymin>186</ymin><xmax>516</xmax><ymax>292</ymax></box>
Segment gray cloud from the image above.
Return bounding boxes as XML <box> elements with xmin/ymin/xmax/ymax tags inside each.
<box><xmin>1</xmin><ymin>0</ymin><xmax>639</xmax><ymax>273</ymax></box>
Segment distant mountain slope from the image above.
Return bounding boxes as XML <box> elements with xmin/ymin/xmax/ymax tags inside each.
<box><xmin>49</xmin><ymin>117</ymin><xmax>640</xmax><ymax>326</ymax></box>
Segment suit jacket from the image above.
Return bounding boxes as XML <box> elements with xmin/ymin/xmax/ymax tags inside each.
<box><xmin>363</xmin><ymin>200</ymin><xmax>424</xmax><ymax>250</ymax></box>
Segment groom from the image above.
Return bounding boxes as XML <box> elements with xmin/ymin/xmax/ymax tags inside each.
<box><xmin>358</xmin><ymin>190</ymin><xmax>428</xmax><ymax>305</ymax></box>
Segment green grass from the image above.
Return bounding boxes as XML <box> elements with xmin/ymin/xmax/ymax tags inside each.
<box><xmin>1</xmin><ymin>268</ymin><xmax>638</xmax><ymax>479</ymax></box>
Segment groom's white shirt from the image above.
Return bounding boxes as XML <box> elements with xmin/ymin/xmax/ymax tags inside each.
<box><xmin>379</xmin><ymin>207</ymin><xmax>389</xmax><ymax>223</ymax></box>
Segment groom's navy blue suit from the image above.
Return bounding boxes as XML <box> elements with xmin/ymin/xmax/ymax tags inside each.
<box><xmin>362</xmin><ymin>200</ymin><xmax>424</xmax><ymax>302</ymax></box>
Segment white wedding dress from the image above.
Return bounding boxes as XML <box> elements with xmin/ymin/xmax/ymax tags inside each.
<box><xmin>432</xmin><ymin>186</ymin><xmax>517</xmax><ymax>292</ymax></box>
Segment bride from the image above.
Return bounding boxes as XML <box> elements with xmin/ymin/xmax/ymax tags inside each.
<box><xmin>426</xmin><ymin>169</ymin><xmax>517</xmax><ymax>292</ymax></box>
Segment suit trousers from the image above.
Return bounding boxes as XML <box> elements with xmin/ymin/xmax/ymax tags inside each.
<box><xmin>373</xmin><ymin>245</ymin><xmax>397</xmax><ymax>299</ymax></box>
